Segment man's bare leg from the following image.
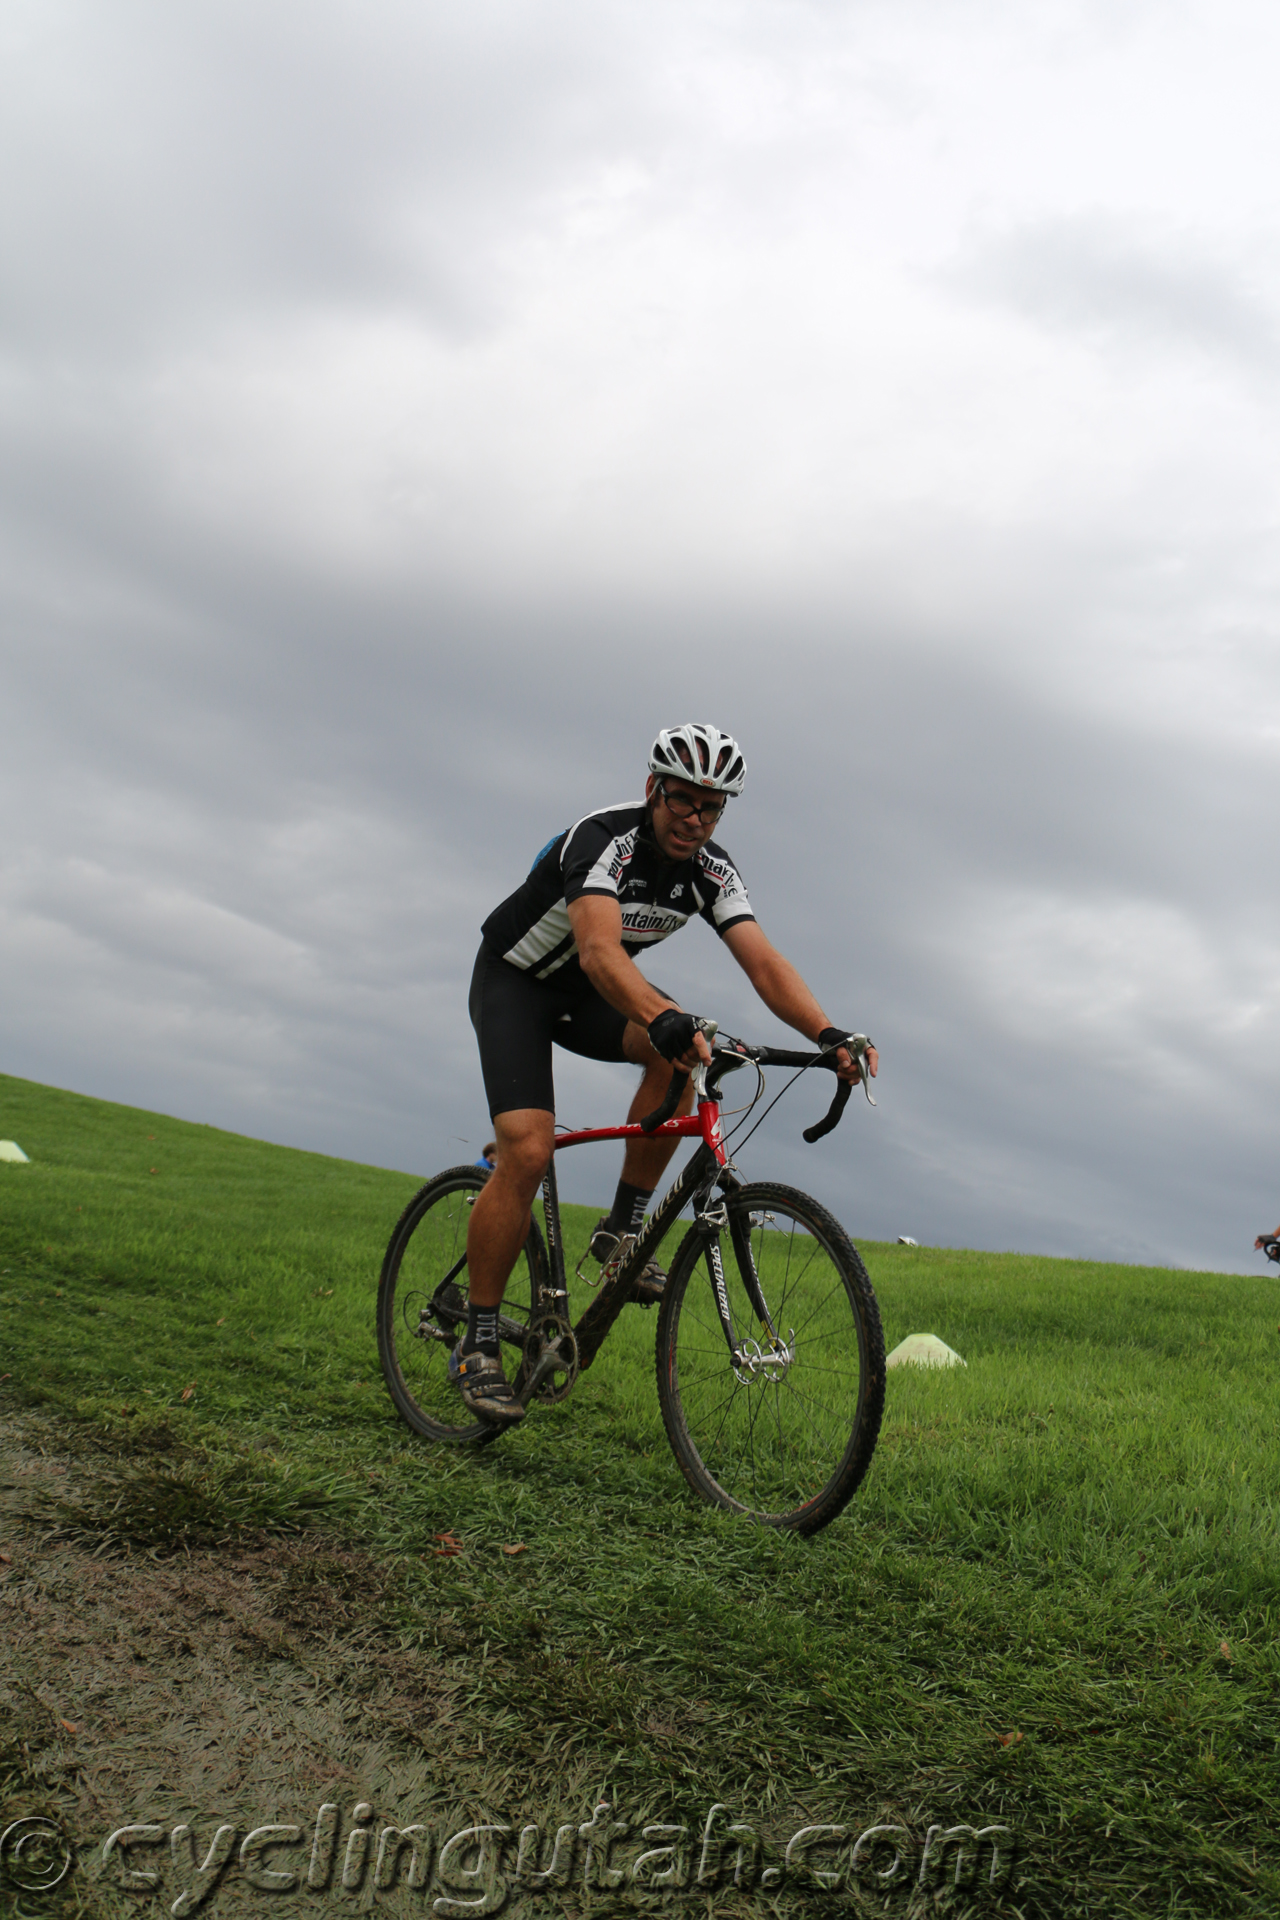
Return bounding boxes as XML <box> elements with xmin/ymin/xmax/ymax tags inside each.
<box><xmin>587</xmin><ymin>1024</ymin><xmax>697</xmax><ymax>1305</ymax></box>
<box><xmin>466</xmin><ymin>1036</ymin><xmax>688</xmax><ymax>1309</ymax></box>
<box><xmin>451</xmin><ymin>1107</ymin><xmax>555</xmax><ymax>1423</ymax></box>
<box><xmin>465</xmin><ymin>1108</ymin><xmax>555</xmax><ymax>1308</ymax></box>
<box><xmin>617</xmin><ymin>1021</ymin><xmax>696</xmax><ymax>1190</ymax></box>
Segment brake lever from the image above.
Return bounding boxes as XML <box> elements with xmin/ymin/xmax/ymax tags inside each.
<box><xmin>638</xmin><ymin>1019</ymin><xmax>717</xmax><ymax>1132</ymax></box>
<box><xmin>836</xmin><ymin>1033</ymin><xmax>876</xmax><ymax>1107</ymax></box>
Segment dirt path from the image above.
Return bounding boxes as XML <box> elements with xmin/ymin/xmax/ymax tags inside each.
<box><xmin>3</xmin><ymin>1410</ymin><xmax>983</xmax><ymax>1918</ymax></box>
<box><xmin>1</xmin><ymin>1411</ymin><xmax>475</xmax><ymax>1918</ymax></box>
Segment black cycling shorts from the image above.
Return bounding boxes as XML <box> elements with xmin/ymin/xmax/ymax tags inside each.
<box><xmin>469</xmin><ymin>944</ymin><xmax>632</xmax><ymax>1118</ymax></box>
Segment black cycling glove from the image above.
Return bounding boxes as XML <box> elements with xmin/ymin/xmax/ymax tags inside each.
<box><xmin>648</xmin><ymin>1008</ymin><xmax>699</xmax><ymax>1062</ymax></box>
<box><xmin>818</xmin><ymin>1027</ymin><xmax>874</xmax><ymax>1054</ymax></box>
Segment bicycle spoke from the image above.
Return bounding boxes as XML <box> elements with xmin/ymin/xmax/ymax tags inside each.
<box><xmin>694</xmin><ymin>1378</ymin><xmax>744</xmax><ymax>1443</ymax></box>
<box><xmin>765</xmin><ymin>1230</ymin><xmax>827</xmax><ymax>1330</ymax></box>
<box><xmin>743</xmin><ymin>1375</ymin><xmax>769</xmax><ymax>1506</ymax></box>
<box><xmin>776</xmin><ymin>1372</ymin><xmax>848</xmax><ymax>1457</ymax></box>
<box><xmin>720</xmin><ymin>1376</ymin><xmax>766</xmax><ymax>1502</ymax></box>
<box><xmin>657</xmin><ymin>1183</ymin><xmax>884</xmax><ymax>1532</ymax></box>
<box><xmin>782</xmin><ymin>1285</ymin><xmax>851</xmax><ymax>1347</ymax></box>
<box><xmin>377</xmin><ymin>1167</ymin><xmax>545</xmax><ymax>1447</ymax></box>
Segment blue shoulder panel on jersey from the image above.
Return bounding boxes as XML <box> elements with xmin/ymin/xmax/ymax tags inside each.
<box><xmin>530</xmin><ymin>832</ymin><xmax>565</xmax><ymax>871</ymax></box>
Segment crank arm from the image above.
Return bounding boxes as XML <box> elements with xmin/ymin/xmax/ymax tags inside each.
<box><xmin>516</xmin><ymin>1348</ymin><xmax>566</xmax><ymax>1404</ymax></box>
<box><xmin>427</xmin><ymin>1252</ymin><xmax>468</xmax><ymax>1320</ymax></box>
<box><xmin>515</xmin><ymin>1326</ymin><xmax>579</xmax><ymax>1404</ymax></box>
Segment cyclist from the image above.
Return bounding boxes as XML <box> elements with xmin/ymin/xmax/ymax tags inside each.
<box><xmin>455</xmin><ymin>722</ymin><xmax>878</xmax><ymax>1422</ymax></box>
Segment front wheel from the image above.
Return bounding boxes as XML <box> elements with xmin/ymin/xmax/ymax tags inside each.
<box><xmin>655</xmin><ymin>1182</ymin><xmax>884</xmax><ymax>1534</ymax></box>
<box><xmin>377</xmin><ymin>1165</ymin><xmax>549</xmax><ymax>1445</ymax></box>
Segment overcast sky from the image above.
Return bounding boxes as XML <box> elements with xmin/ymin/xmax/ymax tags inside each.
<box><xmin>3</xmin><ymin>0</ymin><xmax>1279</xmax><ymax>1273</ymax></box>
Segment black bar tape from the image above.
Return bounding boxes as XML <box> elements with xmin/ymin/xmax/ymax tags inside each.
<box><xmin>803</xmin><ymin>1079</ymin><xmax>853</xmax><ymax>1144</ymax></box>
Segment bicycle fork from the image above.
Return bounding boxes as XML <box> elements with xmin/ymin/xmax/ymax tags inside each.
<box><xmin>699</xmin><ymin>1194</ymin><xmax>795</xmax><ymax>1385</ymax></box>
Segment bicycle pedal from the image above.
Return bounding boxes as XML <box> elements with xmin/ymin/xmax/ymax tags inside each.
<box><xmin>600</xmin><ymin>1232</ymin><xmax>637</xmax><ymax>1283</ymax></box>
<box><xmin>574</xmin><ymin>1251</ymin><xmax>604</xmax><ymax>1288</ymax></box>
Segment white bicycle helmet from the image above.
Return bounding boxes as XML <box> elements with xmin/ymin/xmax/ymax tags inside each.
<box><xmin>649</xmin><ymin>724</ymin><xmax>747</xmax><ymax>796</ymax></box>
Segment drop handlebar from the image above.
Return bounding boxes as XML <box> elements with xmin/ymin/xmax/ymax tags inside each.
<box><xmin>638</xmin><ymin>1030</ymin><xmax>874</xmax><ymax>1141</ymax></box>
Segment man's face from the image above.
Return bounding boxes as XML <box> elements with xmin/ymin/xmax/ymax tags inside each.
<box><xmin>645</xmin><ymin>771</ymin><xmax>728</xmax><ymax>861</ymax></box>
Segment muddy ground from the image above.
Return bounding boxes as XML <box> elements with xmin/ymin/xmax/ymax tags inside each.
<box><xmin>0</xmin><ymin>1410</ymin><xmax>575</xmax><ymax>1920</ymax></box>
<box><xmin>3</xmin><ymin>1410</ymin><xmax>1014</xmax><ymax>1919</ymax></box>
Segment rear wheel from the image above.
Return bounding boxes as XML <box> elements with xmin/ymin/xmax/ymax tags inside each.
<box><xmin>655</xmin><ymin>1182</ymin><xmax>884</xmax><ymax>1533</ymax></box>
<box><xmin>377</xmin><ymin>1165</ymin><xmax>549</xmax><ymax>1444</ymax></box>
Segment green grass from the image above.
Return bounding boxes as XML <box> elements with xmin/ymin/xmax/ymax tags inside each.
<box><xmin>2</xmin><ymin>1069</ymin><xmax>1280</xmax><ymax>1917</ymax></box>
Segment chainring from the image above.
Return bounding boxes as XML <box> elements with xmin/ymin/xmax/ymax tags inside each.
<box><xmin>517</xmin><ymin>1311</ymin><xmax>580</xmax><ymax>1404</ymax></box>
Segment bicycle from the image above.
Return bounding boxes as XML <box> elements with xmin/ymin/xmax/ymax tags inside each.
<box><xmin>376</xmin><ymin>1027</ymin><xmax>885</xmax><ymax>1535</ymax></box>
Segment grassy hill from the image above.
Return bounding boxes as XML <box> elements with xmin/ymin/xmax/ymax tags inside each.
<box><xmin>2</xmin><ymin>1071</ymin><xmax>1278</xmax><ymax>1918</ymax></box>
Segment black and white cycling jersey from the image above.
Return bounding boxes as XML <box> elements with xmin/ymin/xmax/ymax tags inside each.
<box><xmin>481</xmin><ymin>801</ymin><xmax>755</xmax><ymax>982</ymax></box>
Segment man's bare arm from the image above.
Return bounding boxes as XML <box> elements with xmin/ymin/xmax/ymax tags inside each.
<box><xmin>721</xmin><ymin>920</ymin><xmax>878</xmax><ymax>1085</ymax></box>
<box><xmin>567</xmin><ymin>895</ymin><xmax>711</xmax><ymax>1068</ymax></box>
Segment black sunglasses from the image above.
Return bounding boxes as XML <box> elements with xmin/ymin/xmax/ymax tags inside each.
<box><xmin>658</xmin><ymin>781</ymin><xmax>726</xmax><ymax>825</ymax></box>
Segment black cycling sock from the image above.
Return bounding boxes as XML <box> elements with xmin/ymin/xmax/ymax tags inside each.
<box><xmin>608</xmin><ymin>1180</ymin><xmax>654</xmax><ymax>1237</ymax></box>
<box><xmin>465</xmin><ymin>1304</ymin><xmax>500</xmax><ymax>1356</ymax></box>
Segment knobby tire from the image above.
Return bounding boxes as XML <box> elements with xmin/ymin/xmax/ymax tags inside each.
<box><xmin>377</xmin><ymin>1164</ymin><xmax>549</xmax><ymax>1445</ymax></box>
<box><xmin>655</xmin><ymin>1181</ymin><xmax>884</xmax><ymax>1534</ymax></box>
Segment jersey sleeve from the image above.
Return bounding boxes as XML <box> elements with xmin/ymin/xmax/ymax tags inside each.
<box><xmin>560</xmin><ymin>813</ymin><xmax>634</xmax><ymax>905</ymax></box>
<box><xmin>695</xmin><ymin>845</ymin><xmax>755</xmax><ymax>937</ymax></box>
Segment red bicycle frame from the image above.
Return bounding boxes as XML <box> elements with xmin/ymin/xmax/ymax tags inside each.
<box><xmin>552</xmin><ymin>1095</ymin><xmax>729</xmax><ymax>1169</ymax></box>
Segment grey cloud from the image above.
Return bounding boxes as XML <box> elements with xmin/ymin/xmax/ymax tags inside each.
<box><xmin>951</xmin><ymin>213</ymin><xmax>1280</xmax><ymax>370</ymax></box>
<box><xmin>0</xmin><ymin>0</ymin><xmax>666</xmax><ymax>355</ymax></box>
<box><xmin>5</xmin><ymin>562</ymin><xmax>1277</xmax><ymax>1275</ymax></box>
<box><xmin>1</xmin><ymin>0</ymin><xmax>1038</xmax><ymax>363</ymax></box>
<box><xmin>4</xmin><ymin>0</ymin><xmax>1279</xmax><ymax>1286</ymax></box>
